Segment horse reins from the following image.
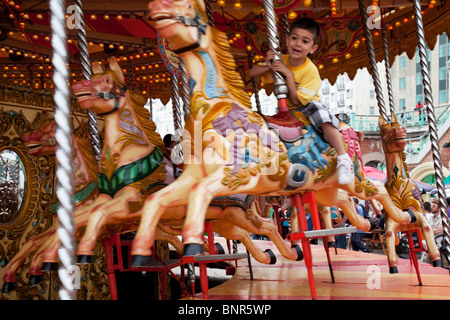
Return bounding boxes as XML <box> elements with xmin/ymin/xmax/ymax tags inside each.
<box><xmin>96</xmin><ymin>82</ymin><xmax>128</xmax><ymax>116</ymax></box>
<box><xmin>172</xmin><ymin>12</ymin><xmax>207</xmax><ymax>54</ymax></box>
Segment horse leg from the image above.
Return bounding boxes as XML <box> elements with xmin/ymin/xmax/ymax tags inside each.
<box><xmin>155</xmin><ymin>225</ymin><xmax>184</xmax><ymax>254</ymax></box>
<box><xmin>180</xmin><ymin>169</ymin><xmax>255</xmax><ymax>255</ymax></box>
<box><xmin>211</xmin><ymin>220</ymin><xmax>275</xmax><ymax>264</ymax></box>
<box><xmin>405</xmin><ymin>212</ymin><xmax>441</xmax><ymax>266</ymax></box>
<box><xmin>1</xmin><ymin>227</ymin><xmax>56</xmax><ymax>292</ymax></box>
<box><xmin>223</xmin><ymin>205</ymin><xmax>303</xmax><ymax>261</ymax></box>
<box><xmin>315</xmin><ymin>188</ymin><xmax>373</xmax><ymax>232</ymax></box>
<box><xmin>319</xmin><ymin>205</ymin><xmax>335</xmax><ymax>243</ymax></box>
<box><xmin>131</xmin><ymin>164</ymin><xmax>203</xmax><ymax>260</ymax></box>
<box><xmin>384</xmin><ymin>217</ymin><xmax>400</xmax><ymax>273</ymax></box>
<box><xmin>77</xmin><ymin>190</ymin><xmax>141</xmax><ymax>259</ymax></box>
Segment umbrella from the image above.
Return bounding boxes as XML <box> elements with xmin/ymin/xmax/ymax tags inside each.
<box><xmin>363</xmin><ymin>166</ymin><xmax>436</xmax><ymax>194</ymax></box>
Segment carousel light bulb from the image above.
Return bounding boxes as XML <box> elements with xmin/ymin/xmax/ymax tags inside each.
<box><xmin>117</xmin><ymin>14</ymin><xmax>123</xmax><ymax>20</ymax></box>
<box><xmin>332</xmin><ymin>57</ymin><xmax>339</xmax><ymax>63</ymax></box>
<box><xmin>36</xmin><ymin>13</ymin><xmax>43</xmax><ymax>19</ymax></box>
<box><xmin>246</xmin><ymin>44</ymin><xmax>252</xmax><ymax>51</ymax></box>
<box><xmin>288</xmin><ymin>9</ymin><xmax>297</xmax><ymax>20</ymax></box>
<box><xmin>218</xmin><ymin>0</ymin><xmax>225</xmax><ymax>6</ymax></box>
<box><xmin>303</xmin><ymin>0</ymin><xmax>312</xmax><ymax>7</ymax></box>
<box><xmin>345</xmin><ymin>53</ymin><xmax>351</xmax><ymax>59</ymax></box>
<box><xmin>90</xmin><ymin>14</ymin><xmax>97</xmax><ymax>20</ymax></box>
<box><xmin>233</xmin><ymin>0</ymin><xmax>242</xmax><ymax>10</ymax></box>
<box><xmin>104</xmin><ymin>14</ymin><xmax>110</xmax><ymax>20</ymax></box>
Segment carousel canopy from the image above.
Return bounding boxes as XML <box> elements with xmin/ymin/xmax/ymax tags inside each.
<box><xmin>0</xmin><ymin>0</ymin><xmax>448</xmax><ymax>104</ymax></box>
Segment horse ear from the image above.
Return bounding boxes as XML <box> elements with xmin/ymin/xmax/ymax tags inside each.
<box><xmin>391</xmin><ymin>112</ymin><xmax>399</xmax><ymax>124</ymax></box>
<box><xmin>379</xmin><ymin>115</ymin><xmax>387</xmax><ymax>126</ymax></box>
<box><xmin>108</xmin><ymin>57</ymin><xmax>125</xmax><ymax>83</ymax></box>
<box><xmin>92</xmin><ymin>62</ymin><xmax>104</xmax><ymax>75</ymax></box>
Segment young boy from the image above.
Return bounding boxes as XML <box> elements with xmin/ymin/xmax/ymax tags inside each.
<box><xmin>249</xmin><ymin>17</ymin><xmax>353</xmax><ymax>185</ymax></box>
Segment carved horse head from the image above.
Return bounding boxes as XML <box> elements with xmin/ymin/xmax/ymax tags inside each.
<box><xmin>72</xmin><ymin>58</ymin><xmax>130</xmax><ymax>116</ymax></box>
<box><xmin>379</xmin><ymin>113</ymin><xmax>407</xmax><ymax>154</ymax></box>
<box><xmin>22</xmin><ymin>119</ymin><xmax>57</xmax><ymax>156</ymax></box>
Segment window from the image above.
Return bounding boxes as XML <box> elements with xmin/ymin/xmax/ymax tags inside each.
<box><xmin>323</xmin><ymin>96</ymin><xmax>330</xmax><ymax>108</ymax></box>
<box><xmin>369</xmin><ymin>90</ymin><xmax>374</xmax><ymax>99</ymax></box>
<box><xmin>439</xmin><ymin>44</ymin><xmax>447</xmax><ymax>58</ymax></box>
<box><xmin>439</xmin><ymin>67</ymin><xmax>447</xmax><ymax>80</ymax></box>
<box><xmin>322</xmin><ymin>80</ymin><xmax>330</xmax><ymax>94</ymax></box>
<box><xmin>416</xmin><ymin>72</ymin><xmax>423</xmax><ymax>85</ymax></box>
<box><xmin>337</xmin><ymin>77</ymin><xmax>345</xmax><ymax>91</ymax></box>
<box><xmin>399</xmin><ymin>56</ymin><xmax>406</xmax><ymax>69</ymax></box>
<box><xmin>370</xmin><ymin>106</ymin><xmax>375</xmax><ymax>115</ymax></box>
<box><xmin>399</xmin><ymin>98</ymin><xmax>406</xmax><ymax>109</ymax></box>
<box><xmin>399</xmin><ymin>77</ymin><xmax>406</xmax><ymax>90</ymax></box>
<box><xmin>416</xmin><ymin>94</ymin><xmax>424</xmax><ymax>103</ymax></box>
<box><xmin>346</xmin><ymin>88</ymin><xmax>352</xmax><ymax>99</ymax></box>
<box><xmin>338</xmin><ymin>93</ymin><xmax>345</xmax><ymax>106</ymax></box>
<box><xmin>439</xmin><ymin>90</ymin><xmax>448</xmax><ymax>104</ymax></box>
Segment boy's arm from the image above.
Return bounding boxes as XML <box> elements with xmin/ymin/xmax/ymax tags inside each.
<box><xmin>248</xmin><ymin>63</ymin><xmax>271</xmax><ymax>78</ymax></box>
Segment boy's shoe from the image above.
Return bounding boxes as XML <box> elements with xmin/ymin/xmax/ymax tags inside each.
<box><xmin>337</xmin><ymin>154</ymin><xmax>354</xmax><ymax>185</ymax></box>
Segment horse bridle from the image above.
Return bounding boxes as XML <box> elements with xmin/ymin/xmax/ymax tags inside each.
<box><xmin>172</xmin><ymin>11</ymin><xmax>207</xmax><ymax>54</ymax></box>
<box><xmin>95</xmin><ymin>82</ymin><xmax>128</xmax><ymax>116</ymax></box>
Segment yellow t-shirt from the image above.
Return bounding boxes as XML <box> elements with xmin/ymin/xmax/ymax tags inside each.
<box><xmin>260</xmin><ymin>55</ymin><xmax>321</xmax><ymax>108</ymax></box>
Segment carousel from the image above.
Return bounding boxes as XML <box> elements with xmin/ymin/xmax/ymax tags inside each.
<box><xmin>0</xmin><ymin>0</ymin><xmax>449</xmax><ymax>301</ymax></box>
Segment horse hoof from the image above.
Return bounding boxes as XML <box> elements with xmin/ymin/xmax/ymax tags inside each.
<box><xmin>292</xmin><ymin>245</ymin><xmax>304</xmax><ymax>261</ymax></box>
<box><xmin>265</xmin><ymin>249</ymin><xmax>277</xmax><ymax>264</ymax></box>
<box><xmin>130</xmin><ymin>255</ymin><xmax>152</xmax><ymax>267</ymax></box>
<box><xmin>215</xmin><ymin>242</ymin><xmax>225</xmax><ymax>255</ymax></box>
<box><xmin>183</xmin><ymin>243</ymin><xmax>205</xmax><ymax>256</ymax></box>
<box><xmin>389</xmin><ymin>267</ymin><xmax>398</xmax><ymax>274</ymax></box>
<box><xmin>2</xmin><ymin>282</ymin><xmax>18</xmax><ymax>294</ymax></box>
<box><xmin>42</xmin><ymin>262</ymin><xmax>59</xmax><ymax>271</ymax></box>
<box><xmin>77</xmin><ymin>255</ymin><xmax>94</xmax><ymax>264</ymax></box>
<box><xmin>433</xmin><ymin>260</ymin><xmax>442</xmax><ymax>268</ymax></box>
<box><xmin>29</xmin><ymin>274</ymin><xmax>45</xmax><ymax>287</ymax></box>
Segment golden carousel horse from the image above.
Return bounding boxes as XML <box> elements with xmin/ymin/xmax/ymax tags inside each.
<box><xmin>2</xmin><ymin>119</ymin><xmax>99</xmax><ymax>292</ymax></box>
<box><xmin>2</xmin><ymin>117</ymin><xmax>184</xmax><ymax>293</ymax></box>
<box><xmin>72</xmin><ymin>58</ymin><xmax>302</xmax><ymax>266</ymax></box>
<box><xmin>379</xmin><ymin>114</ymin><xmax>441</xmax><ymax>272</ymax></box>
<box><xmin>124</xmin><ymin>0</ymin><xmax>440</xmax><ymax>270</ymax></box>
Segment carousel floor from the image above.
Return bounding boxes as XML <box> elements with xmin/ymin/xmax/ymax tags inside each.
<box><xmin>186</xmin><ymin>238</ymin><xmax>450</xmax><ymax>300</ymax></box>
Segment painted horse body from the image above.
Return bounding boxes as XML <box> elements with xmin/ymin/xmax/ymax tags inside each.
<box><xmin>73</xmin><ymin>58</ymin><xmax>302</xmax><ymax>265</ymax></box>
<box><xmin>2</xmin><ymin>120</ymin><xmax>99</xmax><ymax>291</ymax></box>
<box><xmin>379</xmin><ymin>114</ymin><xmax>441</xmax><ymax>272</ymax></box>
<box><xmin>127</xmin><ymin>0</ymin><xmax>427</xmax><ymax>266</ymax></box>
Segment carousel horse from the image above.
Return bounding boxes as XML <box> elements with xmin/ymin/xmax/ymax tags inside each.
<box><xmin>126</xmin><ymin>0</ymin><xmax>439</xmax><ymax>269</ymax></box>
<box><xmin>2</xmin><ymin>120</ymin><xmax>99</xmax><ymax>292</ymax></box>
<box><xmin>1</xmin><ymin>118</ymin><xmax>184</xmax><ymax>293</ymax></box>
<box><xmin>379</xmin><ymin>114</ymin><xmax>441</xmax><ymax>272</ymax></box>
<box><xmin>72</xmin><ymin>58</ymin><xmax>302</xmax><ymax>265</ymax></box>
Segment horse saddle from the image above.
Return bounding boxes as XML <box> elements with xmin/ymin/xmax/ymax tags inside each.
<box><xmin>263</xmin><ymin>110</ymin><xmax>304</xmax><ymax>143</ymax></box>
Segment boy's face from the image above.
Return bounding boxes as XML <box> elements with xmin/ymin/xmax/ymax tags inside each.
<box><xmin>286</xmin><ymin>27</ymin><xmax>318</xmax><ymax>64</ymax></box>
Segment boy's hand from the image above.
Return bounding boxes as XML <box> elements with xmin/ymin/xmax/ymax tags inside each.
<box><xmin>265</xmin><ymin>50</ymin><xmax>293</xmax><ymax>80</ymax></box>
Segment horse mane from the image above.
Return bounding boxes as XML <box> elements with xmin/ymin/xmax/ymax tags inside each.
<box><xmin>95</xmin><ymin>69</ymin><xmax>164</xmax><ymax>149</ymax></box>
<box><xmin>210</xmin><ymin>29</ymin><xmax>252</xmax><ymax>109</ymax></box>
<box><xmin>74</xmin><ymin>124</ymin><xmax>99</xmax><ymax>182</ymax></box>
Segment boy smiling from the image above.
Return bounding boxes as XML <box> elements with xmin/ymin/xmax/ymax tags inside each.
<box><xmin>249</xmin><ymin>17</ymin><xmax>354</xmax><ymax>185</ymax></box>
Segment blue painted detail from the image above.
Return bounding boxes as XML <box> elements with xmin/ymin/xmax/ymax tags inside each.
<box><xmin>285</xmin><ymin>124</ymin><xmax>329</xmax><ymax>173</ymax></box>
<box><xmin>189</xmin><ymin>77</ymin><xmax>196</xmax><ymax>95</ymax></box>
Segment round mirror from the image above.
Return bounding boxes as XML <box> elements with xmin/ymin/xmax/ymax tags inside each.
<box><xmin>0</xmin><ymin>149</ymin><xmax>26</xmax><ymax>225</ymax></box>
